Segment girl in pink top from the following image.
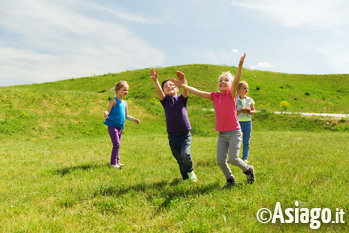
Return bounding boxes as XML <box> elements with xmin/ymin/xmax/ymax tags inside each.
<box><xmin>172</xmin><ymin>53</ymin><xmax>255</xmax><ymax>188</ymax></box>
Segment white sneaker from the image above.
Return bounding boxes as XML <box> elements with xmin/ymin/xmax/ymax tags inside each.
<box><xmin>187</xmin><ymin>171</ymin><xmax>197</xmax><ymax>182</ymax></box>
<box><xmin>243</xmin><ymin>160</ymin><xmax>249</xmax><ymax>163</ymax></box>
<box><xmin>117</xmin><ymin>163</ymin><xmax>124</xmax><ymax>167</ymax></box>
<box><xmin>111</xmin><ymin>164</ymin><xmax>121</xmax><ymax>169</ymax></box>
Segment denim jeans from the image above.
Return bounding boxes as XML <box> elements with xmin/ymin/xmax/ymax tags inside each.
<box><xmin>239</xmin><ymin>121</ymin><xmax>252</xmax><ymax>160</ymax></box>
<box><xmin>168</xmin><ymin>131</ymin><xmax>194</xmax><ymax>180</ymax></box>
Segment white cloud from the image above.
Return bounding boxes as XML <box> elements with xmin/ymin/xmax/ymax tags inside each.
<box><xmin>91</xmin><ymin>4</ymin><xmax>157</xmax><ymax>24</ymax></box>
<box><xmin>232</xmin><ymin>49</ymin><xmax>239</xmax><ymax>53</ymax></box>
<box><xmin>250</xmin><ymin>61</ymin><xmax>274</xmax><ymax>70</ymax></box>
<box><xmin>231</xmin><ymin>0</ymin><xmax>349</xmax><ymax>29</ymax></box>
<box><xmin>0</xmin><ymin>0</ymin><xmax>165</xmax><ymax>85</ymax></box>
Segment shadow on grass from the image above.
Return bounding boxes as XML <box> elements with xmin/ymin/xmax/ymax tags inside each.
<box><xmin>55</xmin><ymin>163</ymin><xmax>109</xmax><ymax>176</ymax></box>
<box><xmin>93</xmin><ymin>178</ymin><xmax>182</xmax><ymax>197</ymax></box>
<box><xmin>153</xmin><ymin>181</ymin><xmax>221</xmax><ymax>215</ymax></box>
<box><xmin>93</xmin><ymin>177</ymin><xmax>222</xmax><ymax>216</ymax></box>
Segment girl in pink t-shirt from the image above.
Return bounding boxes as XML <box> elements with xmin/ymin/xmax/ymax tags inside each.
<box><xmin>172</xmin><ymin>53</ymin><xmax>255</xmax><ymax>188</ymax></box>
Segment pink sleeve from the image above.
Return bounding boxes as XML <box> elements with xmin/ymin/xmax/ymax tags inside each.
<box><xmin>210</xmin><ymin>92</ymin><xmax>216</xmax><ymax>101</ymax></box>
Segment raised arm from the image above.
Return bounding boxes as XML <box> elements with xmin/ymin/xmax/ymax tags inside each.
<box><xmin>176</xmin><ymin>71</ymin><xmax>188</xmax><ymax>98</ymax></box>
<box><xmin>231</xmin><ymin>53</ymin><xmax>246</xmax><ymax>97</ymax></box>
<box><xmin>171</xmin><ymin>77</ymin><xmax>211</xmax><ymax>99</ymax></box>
<box><xmin>149</xmin><ymin>68</ymin><xmax>165</xmax><ymax>101</ymax></box>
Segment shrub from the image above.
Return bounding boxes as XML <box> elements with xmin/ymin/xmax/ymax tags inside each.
<box><xmin>280</xmin><ymin>100</ymin><xmax>290</xmax><ymax>111</ymax></box>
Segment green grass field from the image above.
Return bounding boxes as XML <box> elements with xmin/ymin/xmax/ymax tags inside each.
<box><xmin>0</xmin><ymin>65</ymin><xmax>348</xmax><ymax>232</ymax></box>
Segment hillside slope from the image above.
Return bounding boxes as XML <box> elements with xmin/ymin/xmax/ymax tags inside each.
<box><xmin>0</xmin><ymin>65</ymin><xmax>348</xmax><ymax>139</ymax></box>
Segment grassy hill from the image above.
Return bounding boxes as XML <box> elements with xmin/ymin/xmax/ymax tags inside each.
<box><xmin>0</xmin><ymin>64</ymin><xmax>348</xmax><ymax>139</ymax></box>
<box><xmin>0</xmin><ymin>65</ymin><xmax>348</xmax><ymax>232</ymax></box>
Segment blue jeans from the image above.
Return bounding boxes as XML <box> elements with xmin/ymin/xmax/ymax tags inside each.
<box><xmin>239</xmin><ymin>121</ymin><xmax>252</xmax><ymax>160</ymax></box>
<box><xmin>168</xmin><ymin>131</ymin><xmax>194</xmax><ymax>180</ymax></box>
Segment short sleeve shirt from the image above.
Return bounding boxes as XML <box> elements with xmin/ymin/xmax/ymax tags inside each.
<box><xmin>160</xmin><ymin>94</ymin><xmax>191</xmax><ymax>133</ymax></box>
<box><xmin>210</xmin><ymin>90</ymin><xmax>240</xmax><ymax>132</ymax></box>
<box><xmin>236</xmin><ymin>96</ymin><xmax>255</xmax><ymax>121</ymax></box>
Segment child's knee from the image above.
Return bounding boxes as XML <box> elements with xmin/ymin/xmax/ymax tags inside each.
<box><xmin>228</xmin><ymin>158</ymin><xmax>241</xmax><ymax>165</ymax></box>
<box><xmin>217</xmin><ymin>158</ymin><xmax>226</xmax><ymax>166</ymax></box>
<box><xmin>181</xmin><ymin>153</ymin><xmax>192</xmax><ymax>165</ymax></box>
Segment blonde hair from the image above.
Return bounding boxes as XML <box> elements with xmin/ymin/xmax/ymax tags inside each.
<box><xmin>218</xmin><ymin>71</ymin><xmax>234</xmax><ymax>84</ymax></box>
<box><xmin>114</xmin><ymin>81</ymin><xmax>128</xmax><ymax>91</ymax></box>
<box><xmin>238</xmin><ymin>81</ymin><xmax>248</xmax><ymax>90</ymax></box>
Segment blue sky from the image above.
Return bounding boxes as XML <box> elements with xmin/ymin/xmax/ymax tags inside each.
<box><xmin>1</xmin><ymin>0</ymin><xmax>348</xmax><ymax>86</ymax></box>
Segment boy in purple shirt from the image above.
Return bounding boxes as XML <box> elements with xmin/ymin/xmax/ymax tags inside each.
<box><xmin>150</xmin><ymin>68</ymin><xmax>197</xmax><ymax>182</ymax></box>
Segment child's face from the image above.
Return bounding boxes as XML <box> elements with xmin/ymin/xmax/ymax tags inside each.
<box><xmin>217</xmin><ymin>75</ymin><xmax>232</xmax><ymax>93</ymax></box>
<box><xmin>238</xmin><ymin>84</ymin><xmax>249</xmax><ymax>96</ymax></box>
<box><xmin>116</xmin><ymin>85</ymin><xmax>129</xmax><ymax>98</ymax></box>
<box><xmin>163</xmin><ymin>81</ymin><xmax>178</xmax><ymax>96</ymax></box>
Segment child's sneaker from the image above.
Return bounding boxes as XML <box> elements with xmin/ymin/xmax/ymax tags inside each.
<box><xmin>243</xmin><ymin>165</ymin><xmax>255</xmax><ymax>184</ymax></box>
<box><xmin>187</xmin><ymin>171</ymin><xmax>197</xmax><ymax>182</ymax></box>
<box><xmin>117</xmin><ymin>163</ymin><xmax>124</xmax><ymax>167</ymax></box>
<box><xmin>243</xmin><ymin>159</ymin><xmax>249</xmax><ymax>163</ymax></box>
<box><xmin>223</xmin><ymin>177</ymin><xmax>236</xmax><ymax>189</ymax></box>
<box><xmin>111</xmin><ymin>164</ymin><xmax>121</xmax><ymax>169</ymax></box>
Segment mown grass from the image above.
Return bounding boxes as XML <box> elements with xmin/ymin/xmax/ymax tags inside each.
<box><xmin>0</xmin><ymin>132</ymin><xmax>348</xmax><ymax>232</ymax></box>
<box><xmin>0</xmin><ymin>65</ymin><xmax>348</xmax><ymax>232</ymax></box>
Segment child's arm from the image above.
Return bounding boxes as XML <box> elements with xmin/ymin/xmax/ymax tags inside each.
<box><xmin>237</xmin><ymin>108</ymin><xmax>247</xmax><ymax>115</ymax></box>
<box><xmin>171</xmin><ymin>77</ymin><xmax>211</xmax><ymax>99</ymax></box>
<box><xmin>149</xmin><ymin>68</ymin><xmax>165</xmax><ymax>101</ymax></box>
<box><xmin>125</xmin><ymin>105</ymin><xmax>140</xmax><ymax>125</ymax></box>
<box><xmin>176</xmin><ymin>71</ymin><xmax>189</xmax><ymax>98</ymax></box>
<box><xmin>231</xmin><ymin>53</ymin><xmax>246</xmax><ymax>97</ymax></box>
<box><xmin>249</xmin><ymin>103</ymin><xmax>256</xmax><ymax>115</ymax></box>
<box><xmin>104</xmin><ymin>98</ymin><xmax>116</xmax><ymax>119</ymax></box>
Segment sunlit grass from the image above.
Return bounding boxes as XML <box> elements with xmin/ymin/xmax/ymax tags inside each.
<box><xmin>0</xmin><ymin>132</ymin><xmax>348</xmax><ymax>232</ymax></box>
<box><xmin>0</xmin><ymin>65</ymin><xmax>348</xmax><ymax>232</ymax></box>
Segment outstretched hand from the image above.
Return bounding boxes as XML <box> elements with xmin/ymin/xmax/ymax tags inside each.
<box><xmin>176</xmin><ymin>71</ymin><xmax>187</xmax><ymax>85</ymax></box>
<box><xmin>170</xmin><ymin>77</ymin><xmax>185</xmax><ymax>87</ymax></box>
<box><xmin>149</xmin><ymin>68</ymin><xmax>158</xmax><ymax>81</ymax></box>
<box><xmin>238</xmin><ymin>53</ymin><xmax>246</xmax><ymax>67</ymax></box>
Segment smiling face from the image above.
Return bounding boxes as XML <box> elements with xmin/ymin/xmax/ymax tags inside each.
<box><xmin>163</xmin><ymin>80</ymin><xmax>178</xmax><ymax>96</ymax></box>
<box><xmin>217</xmin><ymin>75</ymin><xmax>233</xmax><ymax>93</ymax></box>
<box><xmin>116</xmin><ymin>84</ymin><xmax>129</xmax><ymax>98</ymax></box>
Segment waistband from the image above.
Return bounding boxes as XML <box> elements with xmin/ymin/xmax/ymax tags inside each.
<box><xmin>168</xmin><ymin>130</ymin><xmax>190</xmax><ymax>136</ymax></box>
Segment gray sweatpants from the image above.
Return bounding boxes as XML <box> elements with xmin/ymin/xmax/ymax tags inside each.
<box><xmin>217</xmin><ymin>129</ymin><xmax>249</xmax><ymax>180</ymax></box>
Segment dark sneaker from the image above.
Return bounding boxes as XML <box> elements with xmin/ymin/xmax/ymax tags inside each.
<box><xmin>223</xmin><ymin>177</ymin><xmax>237</xmax><ymax>189</ymax></box>
<box><xmin>243</xmin><ymin>165</ymin><xmax>255</xmax><ymax>184</ymax></box>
